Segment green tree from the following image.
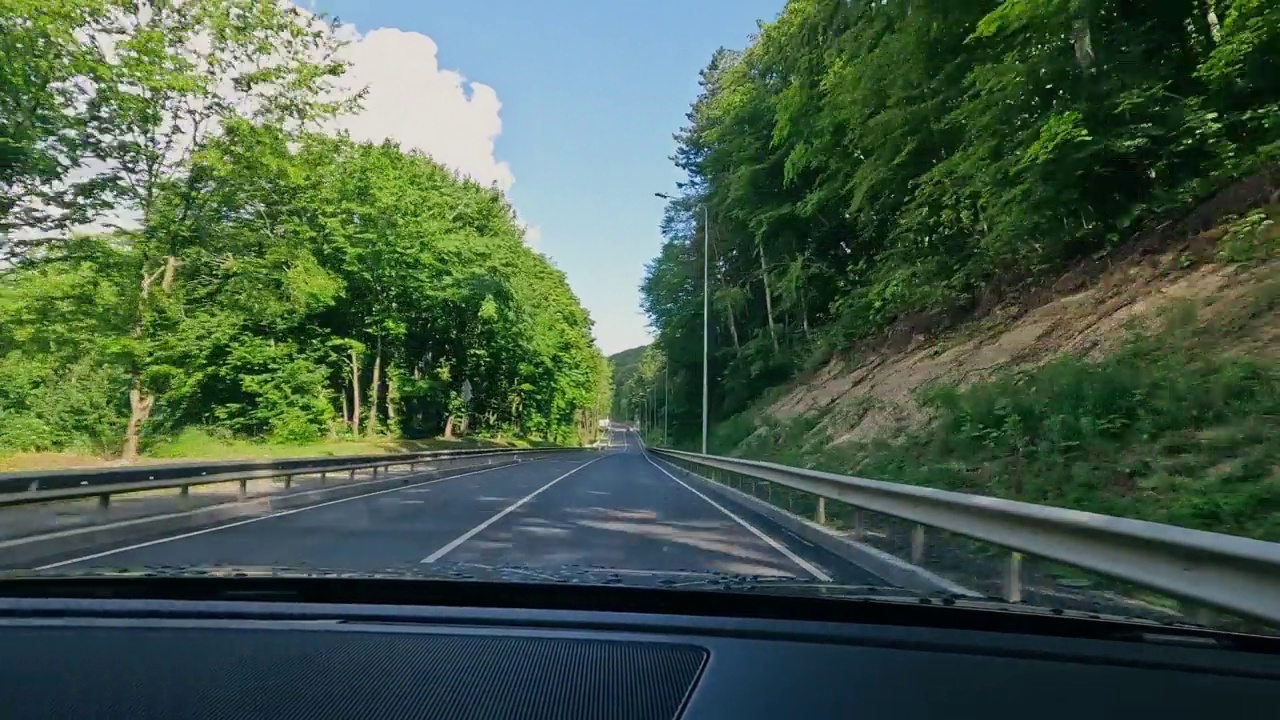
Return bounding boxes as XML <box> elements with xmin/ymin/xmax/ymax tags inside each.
<box><xmin>0</xmin><ymin>1</ymin><xmax>609</xmax><ymax>457</ymax></box>
<box><xmin>643</xmin><ymin>0</ymin><xmax>1280</xmax><ymax>445</ymax></box>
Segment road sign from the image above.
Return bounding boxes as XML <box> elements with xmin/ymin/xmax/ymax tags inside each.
<box><xmin>461</xmin><ymin>379</ymin><xmax>473</xmax><ymax>404</ymax></box>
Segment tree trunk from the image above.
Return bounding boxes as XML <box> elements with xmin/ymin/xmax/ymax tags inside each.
<box><xmin>1071</xmin><ymin>0</ymin><xmax>1096</xmax><ymax>71</ymax></box>
<box><xmin>412</xmin><ymin>363</ymin><xmax>424</xmax><ymax>429</ymax></box>
<box><xmin>1201</xmin><ymin>0</ymin><xmax>1221</xmax><ymax>44</ymax></box>
<box><xmin>443</xmin><ymin>414</ymin><xmax>455</xmax><ymax>439</ymax></box>
<box><xmin>386</xmin><ymin>372</ymin><xmax>399</xmax><ymax>434</ymax></box>
<box><xmin>121</xmin><ymin>379</ymin><xmax>154</xmax><ymax>461</ymax></box>
<box><xmin>160</xmin><ymin>255</ymin><xmax>179</xmax><ymax>291</ymax></box>
<box><xmin>350</xmin><ymin>348</ymin><xmax>361</xmax><ymax>435</ymax></box>
<box><xmin>120</xmin><ymin>256</ymin><xmax>176</xmax><ymax>461</ymax></box>
<box><xmin>367</xmin><ymin>336</ymin><xmax>382</xmax><ymax>436</ymax></box>
<box><xmin>341</xmin><ymin>384</ymin><xmax>350</xmax><ymax>428</ymax></box>
<box><xmin>758</xmin><ymin>241</ymin><xmax>778</xmax><ymax>351</ymax></box>
<box><xmin>727</xmin><ymin>307</ymin><xmax>741</xmax><ymax>351</ymax></box>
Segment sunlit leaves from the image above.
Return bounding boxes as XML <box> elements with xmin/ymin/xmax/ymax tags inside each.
<box><xmin>643</xmin><ymin>0</ymin><xmax>1280</xmax><ymax>444</ymax></box>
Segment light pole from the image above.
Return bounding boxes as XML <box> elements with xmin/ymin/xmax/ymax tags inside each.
<box><xmin>656</xmin><ymin>192</ymin><xmax>709</xmax><ymax>455</ymax></box>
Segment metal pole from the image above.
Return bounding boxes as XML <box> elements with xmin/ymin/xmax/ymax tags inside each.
<box><xmin>664</xmin><ymin>362</ymin><xmax>669</xmax><ymax>447</ymax></box>
<box><xmin>650</xmin><ymin>384</ymin><xmax>655</xmax><ymax>441</ymax></box>
<box><xmin>652</xmin><ymin>190</ymin><xmax>709</xmax><ymax>455</ymax></box>
<box><xmin>702</xmin><ymin>204</ymin><xmax>709</xmax><ymax>455</ymax></box>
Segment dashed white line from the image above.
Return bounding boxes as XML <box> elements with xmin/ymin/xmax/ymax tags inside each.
<box><xmin>36</xmin><ymin>461</ymin><xmax>545</xmax><ymax>570</ymax></box>
<box><xmin>420</xmin><ymin>455</ymin><xmax>608</xmax><ymax>564</ymax></box>
<box><xmin>642</xmin><ymin>454</ymin><xmax>833</xmax><ymax>582</ymax></box>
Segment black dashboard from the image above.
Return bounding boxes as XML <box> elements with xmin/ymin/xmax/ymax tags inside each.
<box><xmin>2</xmin><ymin>581</ymin><xmax>1279</xmax><ymax>720</ymax></box>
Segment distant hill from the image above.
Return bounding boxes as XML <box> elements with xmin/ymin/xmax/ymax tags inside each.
<box><xmin>607</xmin><ymin>344</ymin><xmax>648</xmax><ymax>419</ymax></box>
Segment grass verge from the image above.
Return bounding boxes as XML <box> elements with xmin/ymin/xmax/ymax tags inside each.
<box><xmin>0</xmin><ymin>428</ymin><xmax>558</xmax><ymax>473</ymax></box>
<box><xmin>730</xmin><ymin>293</ymin><xmax>1280</xmax><ymax>542</ymax></box>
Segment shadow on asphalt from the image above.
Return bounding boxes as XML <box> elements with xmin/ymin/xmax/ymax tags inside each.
<box><xmin>455</xmin><ymin>503</ymin><xmax>802</xmax><ymax>577</ymax></box>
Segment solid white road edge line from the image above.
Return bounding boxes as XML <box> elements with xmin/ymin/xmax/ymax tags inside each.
<box><xmin>643</xmin><ymin>453</ymin><xmax>834</xmax><ymax>582</ymax></box>
<box><xmin>36</xmin><ymin>460</ymin><xmax>547</xmax><ymax>570</ymax></box>
<box><xmin>420</xmin><ymin>454</ymin><xmax>608</xmax><ymax>564</ymax></box>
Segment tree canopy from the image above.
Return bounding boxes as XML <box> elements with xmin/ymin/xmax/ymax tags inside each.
<box><xmin>640</xmin><ymin>0</ymin><xmax>1280</xmax><ymax>444</ymax></box>
<box><xmin>0</xmin><ymin>0</ymin><xmax>610</xmax><ymax>456</ymax></box>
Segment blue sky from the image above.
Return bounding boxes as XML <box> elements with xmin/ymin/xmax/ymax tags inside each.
<box><xmin>310</xmin><ymin>0</ymin><xmax>785</xmax><ymax>356</ymax></box>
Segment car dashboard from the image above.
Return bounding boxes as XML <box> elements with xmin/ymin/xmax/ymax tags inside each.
<box><xmin>1</xmin><ymin>584</ymin><xmax>1279</xmax><ymax>719</ymax></box>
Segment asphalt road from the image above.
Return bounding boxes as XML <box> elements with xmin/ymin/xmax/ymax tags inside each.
<box><xmin>41</xmin><ymin>433</ymin><xmax>881</xmax><ymax>584</ymax></box>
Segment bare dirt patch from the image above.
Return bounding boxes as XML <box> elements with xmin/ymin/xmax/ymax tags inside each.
<box><xmin>759</xmin><ymin>169</ymin><xmax>1280</xmax><ymax>450</ymax></box>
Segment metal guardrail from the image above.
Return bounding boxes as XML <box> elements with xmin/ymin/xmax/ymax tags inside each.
<box><xmin>649</xmin><ymin>448</ymin><xmax>1280</xmax><ymax>625</ymax></box>
<box><xmin>0</xmin><ymin>447</ymin><xmax>565</xmax><ymax>510</ymax></box>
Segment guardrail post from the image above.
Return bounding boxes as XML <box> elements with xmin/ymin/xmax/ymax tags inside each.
<box><xmin>372</xmin><ymin>465</ymin><xmax>379</xmax><ymax>478</ymax></box>
<box><xmin>238</xmin><ymin>479</ymin><xmax>248</xmax><ymax>498</ymax></box>
<box><xmin>319</xmin><ymin>471</ymin><xmax>327</xmax><ymax>483</ymax></box>
<box><xmin>178</xmin><ymin>485</ymin><xmax>190</xmax><ymax>502</ymax></box>
<box><xmin>96</xmin><ymin>494</ymin><xmax>110</xmax><ymax>510</ymax></box>
<box><xmin>911</xmin><ymin>524</ymin><xmax>926</xmax><ymax>564</ymax></box>
<box><xmin>348</xmin><ymin>468</ymin><xmax>356</xmax><ymax>482</ymax></box>
<box><xmin>815</xmin><ymin>497</ymin><xmax>827</xmax><ymax>525</ymax></box>
<box><xmin>283</xmin><ymin>474</ymin><xmax>293</xmax><ymax>490</ymax></box>
<box><xmin>1005</xmin><ymin>552</ymin><xmax>1024</xmax><ymax>603</ymax></box>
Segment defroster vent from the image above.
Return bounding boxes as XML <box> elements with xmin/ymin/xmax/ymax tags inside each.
<box><xmin>1</xmin><ymin>625</ymin><xmax>709</xmax><ymax>720</ymax></box>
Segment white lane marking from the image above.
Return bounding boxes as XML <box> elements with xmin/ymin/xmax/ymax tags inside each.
<box><xmin>400</xmin><ymin>500</ymin><xmax>426</xmax><ymax>505</ymax></box>
<box><xmin>642</xmin><ymin>454</ymin><xmax>833</xmax><ymax>582</ymax></box>
<box><xmin>36</xmin><ymin>461</ymin><xmax>544</xmax><ymax>570</ymax></box>
<box><xmin>420</xmin><ymin>455</ymin><xmax>608</xmax><ymax>563</ymax></box>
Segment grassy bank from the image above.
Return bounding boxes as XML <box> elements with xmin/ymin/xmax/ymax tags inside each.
<box><xmin>723</xmin><ymin>289</ymin><xmax>1280</xmax><ymax>542</ymax></box>
<box><xmin>0</xmin><ymin>428</ymin><xmax>559</xmax><ymax>473</ymax></box>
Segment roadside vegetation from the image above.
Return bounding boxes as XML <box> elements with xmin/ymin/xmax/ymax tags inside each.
<box><xmin>1</xmin><ymin>0</ymin><xmax>612</xmax><ymax>469</ymax></box>
<box><xmin>631</xmin><ymin>0</ymin><xmax>1280</xmax><ymax>536</ymax></box>
<box><xmin>725</xmin><ymin>276</ymin><xmax>1280</xmax><ymax>540</ymax></box>
<box><xmin>0</xmin><ymin>430</ymin><xmax>551</xmax><ymax>473</ymax></box>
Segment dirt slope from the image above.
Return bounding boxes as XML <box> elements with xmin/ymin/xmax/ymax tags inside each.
<box><xmin>757</xmin><ymin>175</ymin><xmax>1280</xmax><ymax>452</ymax></box>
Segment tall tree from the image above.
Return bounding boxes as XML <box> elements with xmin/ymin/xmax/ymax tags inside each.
<box><xmin>644</xmin><ymin>0</ymin><xmax>1280</xmax><ymax>441</ymax></box>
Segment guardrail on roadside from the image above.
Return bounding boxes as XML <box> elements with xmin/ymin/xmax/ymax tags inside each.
<box><xmin>0</xmin><ymin>447</ymin><xmax>567</xmax><ymax>510</ymax></box>
<box><xmin>648</xmin><ymin>448</ymin><xmax>1280</xmax><ymax>626</ymax></box>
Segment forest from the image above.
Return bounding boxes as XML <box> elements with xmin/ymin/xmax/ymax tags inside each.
<box><xmin>630</xmin><ymin>0</ymin><xmax>1280</xmax><ymax>444</ymax></box>
<box><xmin>1</xmin><ymin>0</ymin><xmax>611</xmax><ymax>459</ymax></box>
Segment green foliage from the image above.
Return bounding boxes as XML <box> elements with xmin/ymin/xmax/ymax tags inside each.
<box><xmin>607</xmin><ymin>344</ymin><xmax>648</xmax><ymax>420</ymax></box>
<box><xmin>1216</xmin><ymin>209</ymin><xmax>1280</xmax><ymax>261</ymax></box>
<box><xmin>642</xmin><ymin>0</ymin><xmax>1280</xmax><ymax>439</ymax></box>
<box><xmin>0</xmin><ymin>0</ymin><xmax>112</xmax><ymax>239</ymax></box>
<box><xmin>614</xmin><ymin>345</ymin><xmax>674</xmax><ymax>442</ymax></box>
<box><xmin>0</xmin><ymin>1</ymin><xmax>608</xmax><ymax>457</ymax></box>
<box><xmin>750</xmin><ymin>306</ymin><xmax>1280</xmax><ymax>540</ymax></box>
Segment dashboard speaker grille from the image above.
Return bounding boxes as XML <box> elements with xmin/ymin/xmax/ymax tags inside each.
<box><xmin>1</xmin><ymin>625</ymin><xmax>707</xmax><ymax>720</ymax></box>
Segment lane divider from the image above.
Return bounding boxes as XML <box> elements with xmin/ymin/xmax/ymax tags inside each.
<box><xmin>420</xmin><ymin>454</ymin><xmax>609</xmax><ymax>564</ymax></box>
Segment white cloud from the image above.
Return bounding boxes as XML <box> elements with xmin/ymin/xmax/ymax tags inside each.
<box><xmin>520</xmin><ymin>223</ymin><xmax>543</xmax><ymax>248</ymax></box>
<box><xmin>328</xmin><ymin>25</ymin><xmax>514</xmax><ymax>192</ymax></box>
<box><xmin>7</xmin><ymin>7</ymin><xmax>522</xmax><ymax>249</ymax></box>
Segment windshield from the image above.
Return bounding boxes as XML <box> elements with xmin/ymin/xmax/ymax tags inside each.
<box><xmin>2</xmin><ymin>0</ymin><xmax>1279</xmax><ymax>636</ymax></box>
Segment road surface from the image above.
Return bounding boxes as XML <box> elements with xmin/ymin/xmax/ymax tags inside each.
<box><xmin>39</xmin><ymin>432</ymin><xmax>880</xmax><ymax>584</ymax></box>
